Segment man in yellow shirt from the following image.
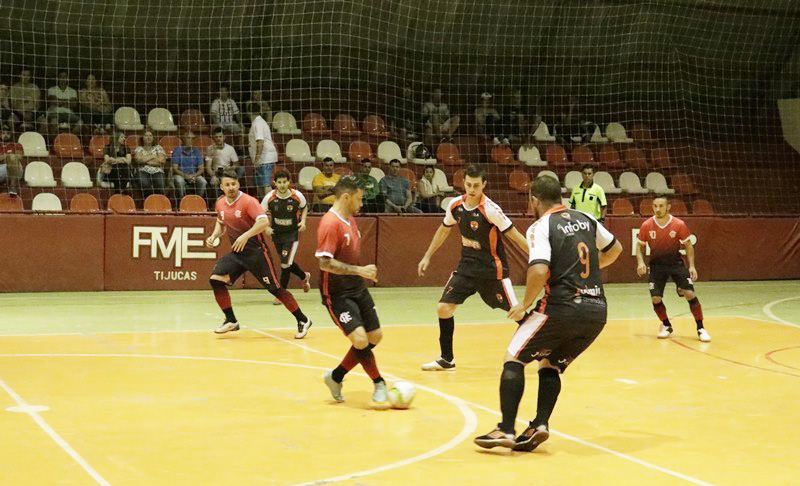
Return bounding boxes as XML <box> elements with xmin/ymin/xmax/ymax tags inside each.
<box><xmin>311</xmin><ymin>157</ymin><xmax>341</xmax><ymax>212</ymax></box>
<box><xmin>569</xmin><ymin>164</ymin><xmax>607</xmax><ymax>222</ymax></box>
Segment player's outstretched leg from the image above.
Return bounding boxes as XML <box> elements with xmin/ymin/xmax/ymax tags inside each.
<box><xmin>513</xmin><ymin>366</ymin><xmax>559</xmax><ymax>452</ymax></box>
<box><xmin>211</xmin><ymin>279</ymin><xmax>239</xmax><ymax>334</ymax></box>
<box><xmin>287</xmin><ymin>262</ymin><xmax>310</xmax><ymax>292</ymax></box>
<box><xmin>475</xmin><ymin>361</ymin><xmax>524</xmax><ymax>449</ymax></box>
<box><xmin>272</xmin><ymin>288</ymin><xmax>313</xmax><ymax>339</ymax></box>
<box><xmin>652</xmin><ymin>297</ymin><xmax>673</xmax><ymax>338</ymax></box>
<box><xmin>323</xmin><ymin>347</ymin><xmax>360</xmax><ymax>402</ymax></box>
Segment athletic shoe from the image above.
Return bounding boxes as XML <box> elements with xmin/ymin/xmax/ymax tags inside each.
<box><xmin>474</xmin><ymin>427</ymin><xmax>516</xmax><ymax>449</ymax></box>
<box><xmin>272</xmin><ymin>297</ymin><xmax>282</xmax><ymax>305</ymax></box>
<box><xmin>421</xmin><ymin>357</ymin><xmax>456</xmax><ymax>371</ymax></box>
<box><xmin>322</xmin><ymin>371</ymin><xmax>344</xmax><ymax>402</ymax></box>
<box><xmin>657</xmin><ymin>324</ymin><xmax>673</xmax><ymax>339</ymax></box>
<box><xmin>295</xmin><ymin>319</ymin><xmax>312</xmax><ymax>339</ymax></box>
<box><xmin>698</xmin><ymin>328</ymin><xmax>712</xmax><ymax>342</ymax></box>
<box><xmin>371</xmin><ymin>381</ymin><xmax>390</xmax><ymax>409</ymax></box>
<box><xmin>512</xmin><ymin>424</ymin><xmax>550</xmax><ymax>452</ymax></box>
<box><xmin>213</xmin><ymin>320</ymin><xmax>240</xmax><ymax>334</ymax></box>
<box><xmin>302</xmin><ymin>272</ymin><xmax>312</xmax><ymax>292</ymax></box>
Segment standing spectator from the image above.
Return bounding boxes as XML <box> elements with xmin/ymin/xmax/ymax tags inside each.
<box><xmin>417</xmin><ymin>166</ymin><xmax>447</xmax><ymax>213</ymax></box>
<box><xmin>78</xmin><ymin>73</ymin><xmax>113</xmax><ymax>133</ymax></box>
<box><xmin>248</xmin><ymin>107</ymin><xmax>278</xmax><ymax>199</ymax></box>
<box><xmin>46</xmin><ymin>70</ymin><xmax>82</xmax><ymax>133</ymax></box>
<box><xmin>474</xmin><ymin>92</ymin><xmax>504</xmax><ymax>145</ymax></box>
<box><xmin>0</xmin><ymin>125</ymin><xmax>23</xmax><ymax>194</ymax></box>
<box><xmin>246</xmin><ymin>89</ymin><xmax>272</xmax><ymax>126</ymax></box>
<box><xmin>8</xmin><ymin>68</ymin><xmax>41</xmax><ymax>131</ymax></box>
<box><xmin>311</xmin><ymin>157</ymin><xmax>340</xmax><ymax>212</ymax></box>
<box><xmin>171</xmin><ymin>131</ymin><xmax>207</xmax><ymax>199</ymax></box>
<box><xmin>569</xmin><ymin>165</ymin><xmax>607</xmax><ymax>222</ymax></box>
<box><xmin>205</xmin><ymin>127</ymin><xmax>242</xmax><ymax>198</ymax></box>
<box><xmin>388</xmin><ymin>84</ymin><xmax>418</xmax><ymax>143</ymax></box>
<box><xmin>0</xmin><ymin>85</ymin><xmax>14</xmax><ymax>129</ymax></box>
<box><xmin>380</xmin><ymin>159</ymin><xmax>421</xmax><ymax>213</ymax></box>
<box><xmin>422</xmin><ymin>87</ymin><xmax>460</xmax><ymax>144</ymax></box>
<box><xmin>134</xmin><ymin>130</ymin><xmax>167</xmax><ymax>197</ymax></box>
<box><xmin>210</xmin><ymin>85</ymin><xmax>243</xmax><ymax>134</ymax></box>
<box><xmin>354</xmin><ymin>158</ymin><xmax>381</xmax><ymax>213</ymax></box>
<box><xmin>98</xmin><ymin>131</ymin><xmax>131</xmax><ymax>192</ymax></box>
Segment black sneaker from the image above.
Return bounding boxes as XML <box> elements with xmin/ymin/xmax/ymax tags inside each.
<box><xmin>512</xmin><ymin>424</ymin><xmax>549</xmax><ymax>452</ymax></box>
<box><xmin>474</xmin><ymin>427</ymin><xmax>516</xmax><ymax>449</ymax></box>
<box><xmin>213</xmin><ymin>320</ymin><xmax>240</xmax><ymax>334</ymax></box>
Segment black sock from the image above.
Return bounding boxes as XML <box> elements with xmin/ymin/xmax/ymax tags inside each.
<box><xmin>499</xmin><ymin>361</ymin><xmax>525</xmax><ymax>433</ymax></box>
<box><xmin>223</xmin><ymin>308</ymin><xmax>236</xmax><ymax>323</ymax></box>
<box><xmin>290</xmin><ymin>262</ymin><xmax>306</xmax><ymax>279</ymax></box>
<box><xmin>439</xmin><ymin>317</ymin><xmax>455</xmax><ymax>362</ymax></box>
<box><xmin>280</xmin><ymin>268</ymin><xmax>291</xmax><ymax>290</ymax></box>
<box><xmin>331</xmin><ymin>365</ymin><xmax>347</xmax><ymax>383</ymax></box>
<box><xmin>292</xmin><ymin>308</ymin><xmax>308</xmax><ymax>323</ymax></box>
<box><xmin>532</xmin><ymin>368</ymin><xmax>561</xmax><ymax>429</ymax></box>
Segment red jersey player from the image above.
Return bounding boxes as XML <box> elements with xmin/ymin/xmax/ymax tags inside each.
<box><xmin>205</xmin><ymin>169</ymin><xmax>312</xmax><ymax>338</ymax></box>
<box><xmin>317</xmin><ymin>177</ymin><xmax>389</xmax><ymax>408</ymax></box>
<box><xmin>636</xmin><ymin>195</ymin><xmax>710</xmax><ymax>342</ymax></box>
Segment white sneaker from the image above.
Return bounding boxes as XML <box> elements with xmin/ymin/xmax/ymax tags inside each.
<box><xmin>372</xmin><ymin>381</ymin><xmax>390</xmax><ymax>409</ymax></box>
<box><xmin>214</xmin><ymin>321</ymin><xmax>240</xmax><ymax>334</ymax></box>
<box><xmin>302</xmin><ymin>272</ymin><xmax>311</xmax><ymax>292</ymax></box>
<box><xmin>322</xmin><ymin>371</ymin><xmax>344</xmax><ymax>402</ymax></box>
<box><xmin>698</xmin><ymin>328</ymin><xmax>712</xmax><ymax>342</ymax></box>
<box><xmin>295</xmin><ymin>319</ymin><xmax>312</xmax><ymax>339</ymax></box>
<box><xmin>421</xmin><ymin>357</ymin><xmax>456</xmax><ymax>371</ymax></box>
<box><xmin>657</xmin><ymin>324</ymin><xmax>673</xmax><ymax>339</ymax></box>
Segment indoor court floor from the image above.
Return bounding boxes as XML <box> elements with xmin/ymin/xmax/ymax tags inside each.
<box><xmin>1</xmin><ymin>281</ymin><xmax>799</xmax><ymax>486</ymax></box>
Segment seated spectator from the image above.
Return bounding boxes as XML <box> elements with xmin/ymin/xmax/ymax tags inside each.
<box><xmin>311</xmin><ymin>157</ymin><xmax>340</xmax><ymax>212</ymax></box>
<box><xmin>46</xmin><ymin>70</ymin><xmax>83</xmax><ymax>133</ymax></box>
<box><xmin>354</xmin><ymin>158</ymin><xmax>382</xmax><ymax>213</ymax></box>
<box><xmin>555</xmin><ymin>95</ymin><xmax>592</xmax><ymax>144</ymax></box>
<box><xmin>210</xmin><ymin>84</ymin><xmax>243</xmax><ymax>134</ymax></box>
<box><xmin>0</xmin><ymin>85</ymin><xmax>14</xmax><ymax>129</ymax></box>
<box><xmin>246</xmin><ymin>89</ymin><xmax>272</xmax><ymax>126</ymax></box>
<box><xmin>98</xmin><ymin>131</ymin><xmax>131</xmax><ymax>192</ymax></box>
<box><xmin>171</xmin><ymin>130</ymin><xmax>207</xmax><ymax>199</ymax></box>
<box><xmin>388</xmin><ymin>84</ymin><xmax>419</xmax><ymax>143</ymax></box>
<box><xmin>474</xmin><ymin>92</ymin><xmax>504</xmax><ymax>145</ymax></box>
<box><xmin>503</xmin><ymin>88</ymin><xmax>541</xmax><ymax>145</ymax></box>
<box><xmin>422</xmin><ymin>87</ymin><xmax>460</xmax><ymax>144</ymax></box>
<box><xmin>8</xmin><ymin>68</ymin><xmax>41</xmax><ymax>131</ymax></box>
<box><xmin>380</xmin><ymin>159</ymin><xmax>421</xmax><ymax>213</ymax></box>
<box><xmin>205</xmin><ymin>127</ymin><xmax>242</xmax><ymax>198</ymax></box>
<box><xmin>134</xmin><ymin>130</ymin><xmax>167</xmax><ymax>197</ymax></box>
<box><xmin>0</xmin><ymin>124</ymin><xmax>23</xmax><ymax>194</ymax></box>
<box><xmin>79</xmin><ymin>73</ymin><xmax>113</xmax><ymax>133</ymax></box>
<box><xmin>416</xmin><ymin>166</ymin><xmax>448</xmax><ymax>213</ymax></box>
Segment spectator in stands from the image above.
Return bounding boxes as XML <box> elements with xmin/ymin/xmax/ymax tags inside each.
<box><xmin>0</xmin><ymin>85</ymin><xmax>14</xmax><ymax>129</ymax></box>
<box><xmin>380</xmin><ymin>158</ymin><xmax>421</xmax><ymax>213</ymax></box>
<box><xmin>503</xmin><ymin>88</ymin><xmax>541</xmax><ymax>146</ymax></box>
<box><xmin>0</xmin><ymin>124</ymin><xmax>23</xmax><ymax>194</ymax></box>
<box><xmin>416</xmin><ymin>166</ymin><xmax>448</xmax><ymax>213</ymax></box>
<box><xmin>569</xmin><ymin>164</ymin><xmax>607</xmax><ymax>222</ymax></box>
<box><xmin>354</xmin><ymin>158</ymin><xmax>382</xmax><ymax>213</ymax></box>
<box><xmin>311</xmin><ymin>157</ymin><xmax>340</xmax><ymax>212</ymax></box>
<box><xmin>79</xmin><ymin>73</ymin><xmax>113</xmax><ymax>133</ymax></box>
<box><xmin>172</xmin><ymin>130</ymin><xmax>207</xmax><ymax>199</ymax></box>
<box><xmin>248</xmin><ymin>105</ymin><xmax>278</xmax><ymax>200</ymax></box>
<box><xmin>8</xmin><ymin>68</ymin><xmax>41</xmax><ymax>131</ymax></box>
<box><xmin>206</xmin><ymin>127</ymin><xmax>242</xmax><ymax>198</ymax></box>
<box><xmin>388</xmin><ymin>84</ymin><xmax>418</xmax><ymax>143</ymax></box>
<box><xmin>422</xmin><ymin>87</ymin><xmax>460</xmax><ymax>144</ymax></box>
<box><xmin>98</xmin><ymin>130</ymin><xmax>131</xmax><ymax>192</ymax></box>
<box><xmin>555</xmin><ymin>95</ymin><xmax>592</xmax><ymax>144</ymax></box>
<box><xmin>134</xmin><ymin>130</ymin><xmax>167</xmax><ymax>197</ymax></box>
<box><xmin>474</xmin><ymin>91</ymin><xmax>504</xmax><ymax>145</ymax></box>
<box><xmin>210</xmin><ymin>84</ymin><xmax>243</xmax><ymax>134</ymax></box>
<box><xmin>246</xmin><ymin>89</ymin><xmax>272</xmax><ymax>126</ymax></box>
<box><xmin>46</xmin><ymin>70</ymin><xmax>82</xmax><ymax>134</ymax></box>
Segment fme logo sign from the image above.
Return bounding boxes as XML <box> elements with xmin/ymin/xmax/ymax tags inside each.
<box><xmin>133</xmin><ymin>226</ymin><xmax>216</xmax><ymax>267</ymax></box>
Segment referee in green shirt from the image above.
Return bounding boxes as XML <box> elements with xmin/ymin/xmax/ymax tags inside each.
<box><xmin>569</xmin><ymin>164</ymin><xmax>607</xmax><ymax>222</ymax></box>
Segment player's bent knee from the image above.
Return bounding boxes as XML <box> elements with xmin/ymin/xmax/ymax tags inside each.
<box><xmin>651</xmin><ymin>296</ymin><xmax>662</xmax><ymax>304</ymax></box>
<box><xmin>683</xmin><ymin>290</ymin><xmax>695</xmax><ymax>300</ymax></box>
<box><xmin>210</xmin><ymin>275</ymin><xmax>230</xmax><ymax>285</ymax></box>
<box><xmin>538</xmin><ymin>359</ymin><xmax>560</xmax><ymax>372</ymax></box>
<box><xmin>367</xmin><ymin>328</ymin><xmax>383</xmax><ymax>345</ymax></box>
<box><xmin>348</xmin><ymin>328</ymin><xmax>369</xmax><ymax>349</ymax></box>
<box><xmin>436</xmin><ymin>302</ymin><xmax>456</xmax><ymax>318</ymax></box>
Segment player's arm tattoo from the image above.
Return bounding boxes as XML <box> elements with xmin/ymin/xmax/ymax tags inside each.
<box><xmin>318</xmin><ymin>256</ymin><xmax>361</xmax><ymax>276</ymax></box>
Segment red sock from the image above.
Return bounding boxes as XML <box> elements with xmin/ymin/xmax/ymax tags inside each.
<box><xmin>653</xmin><ymin>301</ymin><xmax>669</xmax><ymax>322</ymax></box>
<box><xmin>340</xmin><ymin>347</ymin><xmax>359</xmax><ymax>371</ymax></box>
<box><xmin>211</xmin><ymin>280</ymin><xmax>236</xmax><ymax>322</ymax></box>
<box><xmin>354</xmin><ymin>347</ymin><xmax>381</xmax><ymax>381</ymax></box>
<box><xmin>688</xmin><ymin>297</ymin><xmax>704</xmax><ymax>321</ymax></box>
<box><xmin>275</xmin><ymin>288</ymin><xmax>299</xmax><ymax>313</ymax></box>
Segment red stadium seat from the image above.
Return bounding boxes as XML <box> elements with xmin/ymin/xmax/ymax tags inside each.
<box><xmin>144</xmin><ymin>194</ymin><xmax>172</xmax><ymax>212</ymax></box>
<box><xmin>179</xmin><ymin>195</ymin><xmax>208</xmax><ymax>212</ymax></box>
<box><xmin>398</xmin><ymin>167</ymin><xmax>417</xmax><ymax>186</ymax></box>
<box><xmin>69</xmin><ymin>193</ymin><xmax>100</xmax><ymax>212</ymax></box>
<box><xmin>670</xmin><ymin>199</ymin><xmax>688</xmax><ymax>215</ymax></box>
<box><xmin>362</xmin><ymin>115</ymin><xmax>389</xmax><ymax>138</ymax></box>
<box><xmin>508</xmin><ymin>170</ymin><xmax>531</xmax><ymax>193</ymax></box>
<box><xmin>88</xmin><ymin>135</ymin><xmax>110</xmax><ymax>160</ymax></box>
<box><xmin>125</xmin><ymin>134</ymin><xmax>140</xmax><ymax>153</ymax></box>
<box><xmin>545</xmin><ymin>144</ymin><xmax>570</xmax><ymax>168</ymax></box>
<box><xmin>194</xmin><ymin>135</ymin><xmax>213</xmax><ymax>155</ymax></box>
<box><xmin>436</xmin><ymin>143</ymin><xmax>465</xmax><ymax>166</ymax></box>
<box><xmin>303</xmin><ymin>113</ymin><xmax>330</xmax><ymax>135</ymax></box>
<box><xmin>333</xmin><ymin>114</ymin><xmax>361</xmax><ymax>136</ymax></box>
<box><xmin>672</xmin><ymin>173</ymin><xmax>697</xmax><ymax>194</ymax></box>
<box><xmin>333</xmin><ymin>166</ymin><xmax>353</xmax><ymax>176</ymax></box>
<box><xmin>611</xmin><ymin>198</ymin><xmax>635</xmax><ymax>216</ymax></box>
<box><xmin>107</xmin><ymin>193</ymin><xmax>136</xmax><ymax>213</ymax></box>
<box><xmin>597</xmin><ymin>145</ymin><xmax>623</xmax><ymax>170</ymax></box>
<box><xmin>571</xmin><ymin>145</ymin><xmax>594</xmax><ymax>165</ymax></box>
<box><xmin>630</xmin><ymin>122</ymin><xmax>654</xmax><ymax>142</ymax></box>
<box><xmin>53</xmin><ymin>133</ymin><xmax>84</xmax><ymax>158</ymax></box>
<box><xmin>650</xmin><ymin>148</ymin><xmax>673</xmax><ymax>169</ymax></box>
<box><xmin>692</xmin><ymin>199</ymin><xmax>715</xmax><ymax>215</ymax></box>
<box><xmin>180</xmin><ymin>109</ymin><xmax>209</xmax><ymax>133</ymax></box>
<box><xmin>490</xmin><ymin>145</ymin><xmax>517</xmax><ymax>166</ymax></box>
<box><xmin>158</xmin><ymin>136</ymin><xmax>181</xmax><ymax>159</ymax></box>
<box><xmin>0</xmin><ymin>193</ymin><xmax>23</xmax><ymax>212</ymax></box>
<box><xmin>639</xmin><ymin>198</ymin><xmax>654</xmax><ymax>216</ymax></box>
<box><xmin>623</xmin><ymin>147</ymin><xmax>648</xmax><ymax>171</ymax></box>
<box><xmin>348</xmin><ymin>141</ymin><xmax>375</xmax><ymax>164</ymax></box>
<box><xmin>452</xmin><ymin>168</ymin><xmax>465</xmax><ymax>191</ymax></box>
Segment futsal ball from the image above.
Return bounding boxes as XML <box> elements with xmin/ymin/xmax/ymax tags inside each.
<box><xmin>388</xmin><ymin>381</ymin><xmax>416</xmax><ymax>409</ymax></box>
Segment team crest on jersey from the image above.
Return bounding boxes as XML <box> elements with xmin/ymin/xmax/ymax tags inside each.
<box><xmin>560</xmin><ymin>212</ymin><xmax>571</xmax><ymax>219</ymax></box>
<box><xmin>669</xmin><ymin>230</ymin><xmax>677</xmax><ymax>238</ymax></box>
<box><xmin>649</xmin><ymin>230</ymin><xmax>656</xmax><ymax>239</ymax></box>
<box><xmin>470</xmin><ymin>220</ymin><xmax>479</xmax><ymax>231</ymax></box>
<box><xmin>287</xmin><ymin>205</ymin><xmax>294</xmax><ymax>211</ymax></box>
<box><xmin>235</xmin><ymin>210</ymin><xmax>242</xmax><ymax>218</ymax></box>
<box><xmin>496</xmin><ymin>293</ymin><xmax>503</xmax><ymax>303</ymax></box>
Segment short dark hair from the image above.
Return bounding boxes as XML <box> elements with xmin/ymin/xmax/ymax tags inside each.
<box><xmin>530</xmin><ymin>175</ymin><xmax>562</xmax><ymax>204</ymax></box>
<box><xmin>652</xmin><ymin>194</ymin><xmax>669</xmax><ymax>203</ymax></box>
<box><xmin>334</xmin><ymin>175</ymin><xmax>363</xmax><ymax>196</ymax></box>
<box><xmin>322</xmin><ymin>157</ymin><xmax>335</xmax><ymax>163</ymax></box>
<box><xmin>465</xmin><ymin>164</ymin><xmax>486</xmax><ymax>181</ymax></box>
<box><xmin>389</xmin><ymin>158</ymin><xmax>401</xmax><ymax>165</ymax></box>
<box><xmin>212</xmin><ymin>126</ymin><xmax>224</xmax><ymax>136</ymax></box>
<box><xmin>220</xmin><ymin>168</ymin><xmax>240</xmax><ymax>181</ymax></box>
<box><xmin>274</xmin><ymin>170</ymin><xmax>291</xmax><ymax>181</ymax></box>
<box><xmin>581</xmin><ymin>164</ymin><xmax>595</xmax><ymax>172</ymax></box>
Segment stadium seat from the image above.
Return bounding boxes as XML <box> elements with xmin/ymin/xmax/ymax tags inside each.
<box><xmin>297</xmin><ymin>166</ymin><xmax>321</xmax><ymax>191</ymax></box>
<box><xmin>125</xmin><ymin>134</ymin><xmax>140</xmax><ymax>153</ymax></box>
<box><xmin>32</xmin><ymin>193</ymin><xmax>63</xmax><ymax>211</ymax></box>
<box><xmin>179</xmin><ymin>194</ymin><xmax>208</xmax><ymax>212</ymax></box>
<box><xmin>88</xmin><ymin>135</ymin><xmax>110</xmax><ymax>160</ymax></box>
<box><xmin>348</xmin><ymin>140</ymin><xmax>374</xmax><ymax>164</ymax></box>
<box><xmin>370</xmin><ymin>167</ymin><xmax>385</xmax><ymax>182</ymax></box>
<box><xmin>61</xmin><ymin>161</ymin><xmax>93</xmax><ymax>188</ymax></box>
<box><xmin>589</xmin><ymin>125</ymin><xmax>609</xmax><ymax>143</ymax></box>
<box><xmin>143</xmin><ymin>194</ymin><xmax>172</xmax><ymax>212</ymax></box>
<box><xmin>18</xmin><ymin>132</ymin><xmax>49</xmax><ymax>157</ymax></box>
<box><xmin>408</xmin><ymin>142</ymin><xmax>436</xmax><ymax>165</ymax></box>
<box><xmin>618</xmin><ymin>171</ymin><xmax>649</xmax><ymax>194</ymax></box>
<box><xmin>69</xmin><ymin>193</ymin><xmax>100</xmax><ymax>212</ymax></box>
<box><xmin>595</xmin><ymin>171</ymin><xmax>622</xmax><ymax>194</ymax></box>
<box><xmin>533</xmin><ymin>121</ymin><xmax>556</xmax><ymax>142</ymax></box>
<box><xmin>692</xmin><ymin>199</ymin><xmax>715</xmax><ymax>215</ymax></box>
<box><xmin>545</xmin><ymin>144</ymin><xmax>569</xmax><ymax>169</ymax></box>
<box><xmin>271</xmin><ymin>112</ymin><xmax>302</xmax><ymax>135</ymax></box>
<box><xmin>284</xmin><ymin>139</ymin><xmax>316</xmax><ymax>163</ymax></box>
<box><xmin>194</xmin><ymin>135</ymin><xmax>213</xmax><ymax>154</ymax></box>
<box><xmin>158</xmin><ymin>135</ymin><xmax>181</xmax><ymax>159</ymax></box>
<box><xmin>490</xmin><ymin>145</ymin><xmax>517</xmax><ymax>166</ymax></box>
<box><xmin>362</xmin><ymin>115</ymin><xmax>389</xmax><ymax>138</ymax></box>
<box><xmin>518</xmin><ymin>145</ymin><xmax>546</xmax><ymax>167</ymax></box>
<box><xmin>303</xmin><ymin>113</ymin><xmax>330</xmax><ymax>135</ymax></box>
<box><xmin>440</xmin><ymin>196</ymin><xmax>456</xmax><ymax>211</ymax></box>
<box><xmin>378</xmin><ymin>141</ymin><xmax>406</xmax><ymax>164</ymax></box>
<box><xmin>0</xmin><ymin>193</ymin><xmax>23</xmax><ymax>211</ymax></box>
<box><xmin>606</xmin><ymin>122</ymin><xmax>633</xmax><ymax>143</ymax></box>
<box><xmin>639</xmin><ymin>198</ymin><xmax>654</xmax><ymax>216</ymax></box>
<box><xmin>564</xmin><ymin>170</ymin><xmax>581</xmax><ymax>190</ymax></box>
<box><xmin>315</xmin><ymin>139</ymin><xmax>347</xmax><ymax>163</ymax></box>
<box><xmin>670</xmin><ymin>199</ymin><xmax>689</xmax><ymax>215</ymax></box>
<box><xmin>623</xmin><ymin>147</ymin><xmax>648</xmax><ymax>171</ymax></box>
<box><xmin>398</xmin><ymin>167</ymin><xmax>417</xmax><ymax>186</ymax></box>
<box><xmin>148</xmin><ymin>108</ymin><xmax>178</xmax><ymax>132</ymax></box>
<box><xmin>333</xmin><ymin>114</ymin><xmax>361</xmax><ymax>136</ymax></box>
<box><xmin>180</xmin><ymin>109</ymin><xmax>209</xmax><ymax>133</ymax></box>
<box><xmin>630</xmin><ymin>122</ymin><xmax>654</xmax><ymax>142</ymax></box>
<box><xmin>572</xmin><ymin>145</ymin><xmax>594</xmax><ymax>165</ymax></box>
<box><xmin>436</xmin><ymin>143</ymin><xmax>465</xmax><ymax>166</ymax></box>
<box><xmin>433</xmin><ymin>168</ymin><xmax>454</xmax><ymax>192</ymax></box>
<box><xmin>334</xmin><ymin>166</ymin><xmax>353</xmax><ymax>176</ymax></box>
<box><xmin>645</xmin><ymin>172</ymin><xmax>675</xmax><ymax>194</ymax></box>
<box><xmin>611</xmin><ymin>198</ymin><xmax>635</xmax><ymax>216</ymax></box>
<box><xmin>508</xmin><ymin>170</ymin><xmax>531</xmax><ymax>193</ymax></box>
<box><xmin>107</xmin><ymin>193</ymin><xmax>136</xmax><ymax>212</ymax></box>
<box><xmin>597</xmin><ymin>145</ymin><xmax>623</xmax><ymax>170</ymax></box>
<box><xmin>671</xmin><ymin>173</ymin><xmax>697</xmax><ymax>194</ymax></box>
<box><xmin>53</xmin><ymin>133</ymin><xmax>84</xmax><ymax>158</ymax></box>
<box><xmin>452</xmin><ymin>168</ymin><xmax>465</xmax><ymax>191</ymax></box>
<box><xmin>114</xmin><ymin>106</ymin><xmax>144</xmax><ymax>131</ymax></box>
<box><xmin>24</xmin><ymin>161</ymin><xmax>57</xmax><ymax>187</ymax></box>
<box><xmin>650</xmin><ymin>148</ymin><xmax>673</xmax><ymax>169</ymax></box>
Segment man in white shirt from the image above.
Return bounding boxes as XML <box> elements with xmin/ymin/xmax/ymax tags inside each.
<box><xmin>46</xmin><ymin>70</ymin><xmax>82</xmax><ymax>132</ymax></box>
<box><xmin>249</xmin><ymin>109</ymin><xmax>278</xmax><ymax>199</ymax></box>
<box><xmin>210</xmin><ymin>85</ymin><xmax>243</xmax><ymax>134</ymax></box>
<box><xmin>422</xmin><ymin>87</ymin><xmax>460</xmax><ymax>143</ymax></box>
<box><xmin>206</xmin><ymin>127</ymin><xmax>243</xmax><ymax>199</ymax></box>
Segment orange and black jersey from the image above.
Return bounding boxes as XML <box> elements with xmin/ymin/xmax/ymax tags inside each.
<box><xmin>443</xmin><ymin>195</ymin><xmax>513</xmax><ymax>280</ymax></box>
<box><xmin>526</xmin><ymin>206</ymin><xmax>616</xmax><ymax>309</ymax></box>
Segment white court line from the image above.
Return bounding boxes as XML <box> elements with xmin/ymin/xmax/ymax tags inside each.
<box><xmin>0</xmin><ymin>378</ymin><xmax>112</xmax><ymax>486</ymax></box>
<box><xmin>253</xmin><ymin>328</ymin><xmax>719</xmax><ymax>486</ymax></box>
<box><xmin>615</xmin><ymin>378</ymin><xmax>639</xmax><ymax>385</ymax></box>
<box><xmin>762</xmin><ymin>296</ymin><xmax>800</xmax><ymax>328</ymax></box>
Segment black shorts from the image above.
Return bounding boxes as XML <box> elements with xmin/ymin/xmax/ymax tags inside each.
<box><xmin>212</xmin><ymin>246</ymin><xmax>281</xmax><ymax>292</ymax></box>
<box><xmin>322</xmin><ymin>288</ymin><xmax>380</xmax><ymax>335</ymax></box>
<box><xmin>649</xmin><ymin>264</ymin><xmax>694</xmax><ymax>297</ymax></box>
<box><xmin>439</xmin><ymin>272</ymin><xmax>516</xmax><ymax>311</ymax></box>
<box><xmin>273</xmin><ymin>237</ymin><xmax>299</xmax><ymax>267</ymax></box>
<box><xmin>507</xmin><ymin>302</ymin><xmax>607</xmax><ymax>372</ymax></box>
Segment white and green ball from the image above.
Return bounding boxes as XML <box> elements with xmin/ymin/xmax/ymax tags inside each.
<box><xmin>388</xmin><ymin>381</ymin><xmax>416</xmax><ymax>409</ymax></box>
